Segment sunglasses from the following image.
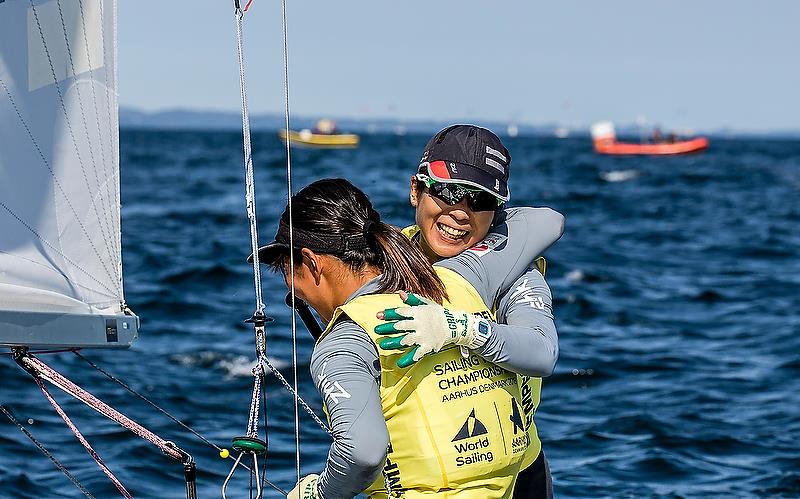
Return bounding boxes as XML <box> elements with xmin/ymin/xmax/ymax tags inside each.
<box><xmin>416</xmin><ymin>174</ymin><xmax>502</xmax><ymax>212</ymax></box>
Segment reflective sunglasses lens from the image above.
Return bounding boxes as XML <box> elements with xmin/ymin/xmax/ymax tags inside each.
<box><xmin>429</xmin><ymin>183</ymin><xmax>498</xmax><ymax>211</ymax></box>
<box><xmin>429</xmin><ymin>182</ymin><xmax>462</xmax><ymax>205</ymax></box>
<box><xmin>467</xmin><ymin>191</ymin><xmax>500</xmax><ymax>212</ymax></box>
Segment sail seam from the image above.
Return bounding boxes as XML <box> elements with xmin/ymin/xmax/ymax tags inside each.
<box><xmin>0</xmin><ymin>249</ymin><xmax>117</xmax><ymax>301</ymax></box>
<box><xmin>0</xmin><ymin>78</ymin><xmax>117</xmax><ymax>299</ymax></box>
<box><xmin>29</xmin><ymin>0</ymin><xmax>120</xmax><ymax>288</ymax></box>
<box><xmin>53</xmin><ymin>0</ymin><xmax>120</xmax><ymax>281</ymax></box>
<box><xmin>0</xmin><ymin>201</ymin><xmax>117</xmax><ymax>297</ymax></box>
<box><xmin>75</xmin><ymin>0</ymin><xmax>122</xmax><ymax>297</ymax></box>
<box><xmin>97</xmin><ymin>0</ymin><xmax>125</xmax><ymax>300</ymax></box>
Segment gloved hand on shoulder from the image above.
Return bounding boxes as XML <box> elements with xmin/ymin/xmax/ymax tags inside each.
<box><xmin>375</xmin><ymin>291</ymin><xmax>492</xmax><ymax>368</ymax></box>
<box><xmin>287</xmin><ymin>474</ymin><xmax>319</xmax><ymax>499</ymax></box>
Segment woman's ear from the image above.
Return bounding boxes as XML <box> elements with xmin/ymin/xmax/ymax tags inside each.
<box><xmin>301</xmin><ymin>248</ymin><xmax>322</xmax><ymax>284</ymax></box>
<box><xmin>409</xmin><ymin>175</ymin><xmax>421</xmax><ymax>208</ymax></box>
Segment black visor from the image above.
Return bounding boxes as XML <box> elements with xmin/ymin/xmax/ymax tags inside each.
<box><xmin>247</xmin><ymin>220</ymin><xmax>369</xmax><ymax>264</ymax></box>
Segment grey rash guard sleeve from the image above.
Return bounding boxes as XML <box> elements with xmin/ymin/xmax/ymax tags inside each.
<box><xmin>310</xmin><ymin>297</ymin><xmax>388</xmax><ymax>499</ymax></box>
<box><xmin>437</xmin><ymin>207</ymin><xmax>564</xmax><ymax>377</ymax></box>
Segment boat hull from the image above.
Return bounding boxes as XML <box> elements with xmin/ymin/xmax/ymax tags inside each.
<box><xmin>279</xmin><ymin>129</ymin><xmax>359</xmax><ymax>148</ymax></box>
<box><xmin>594</xmin><ymin>137</ymin><xmax>708</xmax><ymax>155</ymax></box>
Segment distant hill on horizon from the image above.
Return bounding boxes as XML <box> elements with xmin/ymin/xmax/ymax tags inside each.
<box><xmin>119</xmin><ymin>107</ymin><xmax>562</xmax><ymax>137</ymax></box>
<box><xmin>119</xmin><ymin>107</ymin><xmax>800</xmax><ymax>139</ymax></box>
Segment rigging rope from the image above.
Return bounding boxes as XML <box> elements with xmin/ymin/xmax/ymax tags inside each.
<box><xmin>279</xmin><ymin>0</ymin><xmax>303</xmax><ymax>485</ymax></box>
<box><xmin>33</xmin><ymin>376</ymin><xmax>133</xmax><ymax>498</ymax></box>
<box><xmin>14</xmin><ymin>351</ymin><xmax>201</xmax><ymax>498</ymax></box>
<box><xmin>234</xmin><ymin>8</ymin><xmax>265</xmax><ymax>317</ymax></box>
<box><xmin>224</xmin><ymin>5</ymin><xmax>273</xmax><ymax>497</ymax></box>
<box><xmin>72</xmin><ymin>351</ymin><xmax>289</xmax><ymax>494</ymax></box>
<box><xmin>225</xmin><ymin>1</ymin><xmax>335</xmax><ymax>496</ymax></box>
<box><xmin>1</xmin><ymin>405</ymin><xmax>95</xmax><ymax>499</ymax></box>
<box><xmin>17</xmin><ymin>353</ymin><xmax>188</xmax><ymax>462</ymax></box>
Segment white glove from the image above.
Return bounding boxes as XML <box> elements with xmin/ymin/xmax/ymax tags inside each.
<box><xmin>375</xmin><ymin>292</ymin><xmax>492</xmax><ymax>368</ymax></box>
<box><xmin>287</xmin><ymin>474</ymin><xmax>319</xmax><ymax>499</ymax></box>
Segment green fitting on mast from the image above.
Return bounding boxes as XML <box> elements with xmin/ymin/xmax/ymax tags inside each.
<box><xmin>231</xmin><ymin>436</ymin><xmax>267</xmax><ymax>456</ymax></box>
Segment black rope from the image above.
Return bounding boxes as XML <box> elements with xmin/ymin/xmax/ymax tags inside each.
<box><xmin>72</xmin><ymin>352</ymin><xmax>287</xmax><ymax>495</ymax></box>
<box><xmin>73</xmin><ymin>352</ymin><xmax>222</xmax><ymax>451</ymax></box>
<box><xmin>1</xmin><ymin>405</ymin><xmax>95</xmax><ymax>499</ymax></box>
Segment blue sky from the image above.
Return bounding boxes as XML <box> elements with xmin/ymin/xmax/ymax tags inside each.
<box><xmin>119</xmin><ymin>1</ymin><xmax>800</xmax><ymax>132</ymax></box>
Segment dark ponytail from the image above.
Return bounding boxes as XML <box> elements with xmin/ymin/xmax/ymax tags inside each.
<box><xmin>367</xmin><ymin>219</ymin><xmax>448</xmax><ymax>304</ymax></box>
<box><xmin>273</xmin><ymin>178</ymin><xmax>447</xmax><ymax>304</ymax></box>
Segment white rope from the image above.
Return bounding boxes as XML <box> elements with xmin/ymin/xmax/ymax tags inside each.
<box><xmin>234</xmin><ymin>7</ymin><xmax>265</xmax><ymax>315</ymax></box>
<box><xmin>279</xmin><ymin>0</ymin><xmax>302</xmax><ymax>486</ymax></box>
<box><xmin>230</xmin><ymin>2</ymin><xmax>331</xmax><ymax>493</ymax></box>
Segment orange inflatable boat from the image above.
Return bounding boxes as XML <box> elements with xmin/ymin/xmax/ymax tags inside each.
<box><xmin>591</xmin><ymin>122</ymin><xmax>708</xmax><ymax>156</ymax></box>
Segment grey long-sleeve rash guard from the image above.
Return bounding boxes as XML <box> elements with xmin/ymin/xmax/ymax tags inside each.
<box><xmin>310</xmin><ymin>207</ymin><xmax>564</xmax><ymax>498</ymax></box>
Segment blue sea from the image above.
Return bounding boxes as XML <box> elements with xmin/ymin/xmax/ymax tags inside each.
<box><xmin>1</xmin><ymin>130</ymin><xmax>799</xmax><ymax>498</ymax></box>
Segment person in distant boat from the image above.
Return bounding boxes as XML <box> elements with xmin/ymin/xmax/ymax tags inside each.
<box><xmin>653</xmin><ymin>127</ymin><xmax>663</xmax><ymax>143</ymax></box>
<box><xmin>314</xmin><ymin>118</ymin><xmax>338</xmax><ymax>135</ymax></box>
<box><xmin>254</xmin><ymin>178</ymin><xmax>553</xmax><ymax>498</ymax></box>
<box><xmin>380</xmin><ymin>124</ymin><xmax>563</xmax><ymax>499</ymax></box>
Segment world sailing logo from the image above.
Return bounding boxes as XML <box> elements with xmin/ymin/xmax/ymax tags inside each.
<box><xmin>452</xmin><ymin>409</ymin><xmax>487</xmax><ymax>441</ymax></box>
<box><xmin>452</xmin><ymin>409</ymin><xmax>494</xmax><ymax>467</ymax></box>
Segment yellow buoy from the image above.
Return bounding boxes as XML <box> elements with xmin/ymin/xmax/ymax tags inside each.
<box><xmin>219</xmin><ymin>448</ymin><xmax>230</xmax><ymax>459</ymax></box>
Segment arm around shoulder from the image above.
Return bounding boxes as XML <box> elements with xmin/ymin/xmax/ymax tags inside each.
<box><xmin>501</xmin><ymin>206</ymin><xmax>565</xmax><ymax>255</ymax></box>
<box><xmin>474</xmin><ymin>268</ymin><xmax>559</xmax><ymax>377</ymax></box>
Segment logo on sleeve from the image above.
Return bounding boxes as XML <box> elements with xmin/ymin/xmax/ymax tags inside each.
<box><xmin>508</xmin><ymin>279</ymin><xmax>547</xmax><ymax>310</ymax></box>
<box><xmin>316</xmin><ymin>361</ymin><xmax>351</xmax><ymax>405</ymax></box>
<box><xmin>467</xmin><ymin>233</ymin><xmax>507</xmax><ymax>255</ymax></box>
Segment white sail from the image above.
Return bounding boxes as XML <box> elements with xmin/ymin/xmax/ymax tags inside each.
<box><xmin>0</xmin><ymin>0</ymin><xmax>137</xmax><ymax>348</ymax></box>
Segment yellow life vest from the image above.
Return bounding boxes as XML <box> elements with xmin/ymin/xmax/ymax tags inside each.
<box><xmin>401</xmin><ymin>225</ymin><xmax>544</xmax><ymax>471</ymax></box>
<box><xmin>323</xmin><ymin>267</ymin><xmax>538</xmax><ymax>498</ymax></box>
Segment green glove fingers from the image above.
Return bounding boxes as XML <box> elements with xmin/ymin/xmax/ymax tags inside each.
<box><xmin>396</xmin><ymin>346</ymin><xmax>420</xmax><ymax>368</ymax></box>
<box><xmin>375</xmin><ymin>321</ymin><xmax>403</xmax><ymax>335</ymax></box>
<box><xmin>381</xmin><ymin>307</ymin><xmax>411</xmax><ymax>321</ymax></box>
<box><xmin>378</xmin><ymin>335</ymin><xmax>408</xmax><ymax>350</ymax></box>
<box><xmin>403</xmin><ymin>292</ymin><xmax>426</xmax><ymax>306</ymax></box>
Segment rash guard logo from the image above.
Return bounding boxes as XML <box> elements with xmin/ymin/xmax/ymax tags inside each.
<box><xmin>508</xmin><ymin>279</ymin><xmax>547</xmax><ymax>310</ymax></box>
<box><xmin>316</xmin><ymin>361</ymin><xmax>351</xmax><ymax>405</ymax></box>
<box><xmin>467</xmin><ymin>233</ymin><xmax>507</xmax><ymax>255</ymax></box>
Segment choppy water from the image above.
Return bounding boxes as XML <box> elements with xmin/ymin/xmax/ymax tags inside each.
<box><xmin>2</xmin><ymin>130</ymin><xmax>799</xmax><ymax>498</ymax></box>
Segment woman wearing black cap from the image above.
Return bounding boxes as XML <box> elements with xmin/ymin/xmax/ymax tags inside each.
<box><xmin>259</xmin><ymin>178</ymin><xmax>555</xmax><ymax>498</ymax></box>
<box><xmin>378</xmin><ymin>124</ymin><xmax>563</xmax><ymax>498</ymax></box>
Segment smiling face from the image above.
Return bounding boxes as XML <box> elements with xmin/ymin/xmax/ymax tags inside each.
<box><xmin>410</xmin><ymin>177</ymin><xmax>496</xmax><ymax>262</ymax></box>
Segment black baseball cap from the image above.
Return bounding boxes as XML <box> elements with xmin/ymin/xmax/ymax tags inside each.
<box><xmin>418</xmin><ymin>124</ymin><xmax>511</xmax><ymax>201</ymax></box>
